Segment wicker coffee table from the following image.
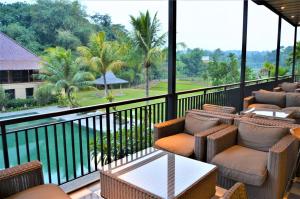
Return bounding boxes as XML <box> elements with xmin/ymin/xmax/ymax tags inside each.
<box><xmin>99</xmin><ymin>148</ymin><xmax>217</xmax><ymax>199</ymax></box>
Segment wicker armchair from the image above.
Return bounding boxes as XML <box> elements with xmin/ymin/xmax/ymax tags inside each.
<box><xmin>154</xmin><ymin>110</ymin><xmax>236</xmax><ymax>161</ymax></box>
<box><xmin>273</xmin><ymin>82</ymin><xmax>300</xmax><ymax>93</ymax></box>
<box><xmin>0</xmin><ymin>161</ymin><xmax>70</xmax><ymax>199</ymax></box>
<box><xmin>222</xmin><ymin>183</ymin><xmax>248</xmax><ymax>199</ymax></box>
<box><xmin>207</xmin><ymin>122</ymin><xmax>299</xmax><ymax>199</ymax></box>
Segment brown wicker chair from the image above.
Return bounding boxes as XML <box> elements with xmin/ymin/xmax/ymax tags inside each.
<box><xmin>273</xmin><ymin>82</ymin><xmax>300</xmax><ymax>93</ymax></box>
<box><xmin>207</xmin><ymin>121</ymin><xmax>299</xmax><ymax>199</ymax></box>
<box><xmin>222</xmin><ymin>183</ymin><xmax>248</xmax><ymax>199</ymax></box>
<box><xmin>154</xmin><ymin>110</ymin><xmax>236</xmax><ymax>161</ymax></box>
<box><xmin>0</xmin><ymin>161</ymin><xmax>70</xmax><ymax>199</ymax></box>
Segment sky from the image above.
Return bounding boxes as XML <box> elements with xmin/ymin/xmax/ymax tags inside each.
<box><xmin>2</xmin><ymin>0</ymin><xmax>298</xmax><ymax>51</ymax></box>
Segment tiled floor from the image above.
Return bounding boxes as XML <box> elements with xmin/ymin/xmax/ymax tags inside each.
<box><xmin>69</xmin><ymin>181</ymin><xmax>102</xmax><ymax>199</ymax></box>
<box><xmin>69</xmin><ymin>180</ymin><xmax>300</xmax><ymax>199</ymax></box>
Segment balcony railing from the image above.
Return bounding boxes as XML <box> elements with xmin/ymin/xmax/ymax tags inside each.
<box><xmin>0</xmin><ymin>75</ymin><xmax>293</xmax><ymax>189</ymax></box>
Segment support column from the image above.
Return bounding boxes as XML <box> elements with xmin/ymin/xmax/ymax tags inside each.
<box><xmin>292</xmin><ymin>26</ymin><xmax>298</xmax><ymax>81</ymax></box>
<box><xmin>167</xmin><ymin>0</ymin><xmax>177</xmax><ymax>120</ymax></box>
<box><xmin>240</xmin><ymin>0</ymin><xmax>248</xmax><ymax>111</ymax></box>
<box><xmin>275</xmin><ymin>16</ymin><xmax>282</xmax><ymax>82</ymax></box>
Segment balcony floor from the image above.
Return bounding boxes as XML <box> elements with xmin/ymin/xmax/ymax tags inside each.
<box><xmin>68</xmin><ymin>181</ymin><xmax>228</xmax><ymax>199</ymax></box>
<box><xmin>68</xmin><ymin>179</ymin><xmax>300</xmax><ymax>199</ymax></box>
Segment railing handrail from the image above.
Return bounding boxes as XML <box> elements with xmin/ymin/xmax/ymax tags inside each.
<box><xmin>0</xmin><ymin>75</ymin><xmax>293</xmax><ymax>126</ymax></box>
<box><xmin>0</xmin><ymin>94</ymin><xmax>167</xmax><ymax>125</ymax></box>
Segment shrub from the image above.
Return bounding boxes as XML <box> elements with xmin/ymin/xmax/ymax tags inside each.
<box><xmin>6</xmin><ymin>98</ymin><xmax>37</xmax><ymax>109</ymax></box>
<box><xmin>34</xmin><ymin>84</ymin><xmax>57</xmax><ymax>106</ymax></box>
<box><xmin>0</xmin><ymin>86</ymin><xmax>7</xmax><ymax>109</ymax></box>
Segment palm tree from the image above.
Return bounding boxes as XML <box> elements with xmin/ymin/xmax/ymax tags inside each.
<box><xmin>76</xmin><ymin>32</ymin><xmax>124</xmax><ymax>97</ymax></box>
<box><xmin>260</xmin><ymin>61</ymin><xmax>275</xmax><ymax>78</ymax></box>
<box><xmin>130</xmin><ymin>11</ymin><xmax>166</xmax><ymax>97</ymax></box>
<box><xmin>36</xmin><ymin>47</ymin><xmax>94</xmax><ymax>107</ymax></box>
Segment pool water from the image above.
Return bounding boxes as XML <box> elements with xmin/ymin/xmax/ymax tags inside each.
<box><xmin>0</xmin><ymin>116</ymin><xmax>95</xmax><ymax>184</ymax></box>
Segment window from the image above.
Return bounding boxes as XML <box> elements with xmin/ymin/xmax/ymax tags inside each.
<box><xmin>26</xmin><ymin>88</ymin><xmax>34</xmax><ymax>98</ymax></box>
<box><xmin>280</xmin><ymin>19</ymin><xmax>295</xmax><ymax>75</ymax></box>
<box><xmin>5</xmin><ymin>89</ymin><xmax>15</xmax><ymax>99</ymax></box>
<box><xmin>246</xmin><ymin>0</ymin><xmax>278</xmax><ymax>80</ymax></box>
<box><xmin>0</xmin><ymin>71</ymin><xmax>8</xmax><ymax>83</ymax></box>
<box><xmin>12</xmin><ymin>71</ymin><xmax>29</xmax><ymax>83</ymax></box>
<box><xmin>177</xmin><ymin>0</ymin><xmax>243</xmax><ymax>88</ymax></box>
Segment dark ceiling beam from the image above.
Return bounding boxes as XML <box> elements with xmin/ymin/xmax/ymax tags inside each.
<box><xmin>252</xmin><ymin>0</ymin><xmax>297</xmax><ymax>27</ymax></box>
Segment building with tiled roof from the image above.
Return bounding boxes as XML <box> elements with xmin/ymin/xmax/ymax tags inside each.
<box><xmin>0</xmin><ymin>32</ymin><xmax>41</xmax><ymax>99</ymax></box>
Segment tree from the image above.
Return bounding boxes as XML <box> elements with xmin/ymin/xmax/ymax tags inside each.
<box><xmin>287</xmin><ymin>41</ymin><xmax>300</xmax><ymax>74</ymax></box>
<box><xmin>130</xmin><ymin>11</ymin><xmax>166</xmax><ymax>97</ymax></box>
<box><xmin>0</xmin><ymin>23</ymin><xmax>41</xmax><ymax>53</ymax></box>
<box><xmin>77</xmin><ymin>32</ymin><xmax>124</xmax><ymax>97</ymax></box>
<box><xmin>260</xmin><ymin>61</ymin><xmax>275</xmax><ymax>78</ymax></box>
<box><xmin>36</xmin><ymin>47</ymin><xmax>94</xmax><ymax>107</ymax></box>
<box><xmin>246</xmin><ymin>67</ymin><xmax>256</xmax><ymax>81</ymax></box>
<box><xmin>208</xmin><ymin>53</ymin><xmax>239</xmax><ymax>86</ymax></box>
<box><xmin>178</xmin><ymin>48</ymin><xmax>205</xmax><ymax>77</ymax></box>
<box><xmin>56</xmin><ymin>30</ymin><xmax>81</xmax><ymax>50</ymax></box>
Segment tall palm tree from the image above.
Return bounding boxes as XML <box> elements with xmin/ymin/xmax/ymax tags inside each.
<box><xmin>130</xmin><ymin>11</ymin><xmax>166</xmax><ymax>97</ymax></box>
<box><xmin>76</xmin><ymin>32</ymin><xmax>124</xmax><ymax>97</ymax></box>
<box><xmin>36</xmin><ymin>47</ymin><xmax>94</xmax><ymax>107</ymax></box>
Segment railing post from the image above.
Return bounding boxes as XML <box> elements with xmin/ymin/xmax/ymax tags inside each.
<box><xmin>105</xmin><ymin>107</ymin><xmax>111</xmax><ymax>164</ymax></box>
<box><xmin>1</xmin><ymin>123</ymin><xmax>9</xmax><ymax>168</ymax></box>
<box><xmin>240</xmin><ymin>0</ymin><xmax>248</xmax><ymax>111</ymax></box>
<box><xmin>275</xmin><ymin>16</ymin><xmax>282</xmax><ymax>83</ymax></box>
<box><xmin>292</xmin><ymin>26</ymin><xmax>298</xmax><ymax>82</ymax></box>
<box><xmin>167</xmin><ymin>0</ymin><xmax>177</xmax><ymax>120</ymax></box>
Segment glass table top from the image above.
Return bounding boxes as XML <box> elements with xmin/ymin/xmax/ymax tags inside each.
<box><xmin>101</xmin><ymin>148</ymin><xmax>216</xmax><ymax>198</ymax></box>
<box><xmin>243</xmin><ymin>108</ymin><xmax>292</xmax><ymax>118</ymax></box>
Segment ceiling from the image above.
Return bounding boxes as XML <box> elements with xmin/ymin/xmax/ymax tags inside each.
<box><xmin>254</xmin><ymin>0</ymin><xmax>300</xmax><ymax>26</ymax></box>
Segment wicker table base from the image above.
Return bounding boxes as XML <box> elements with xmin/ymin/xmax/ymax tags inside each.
<box><xmin>99</xmin><ymin>148</ymin><xmax>217</xmax><ymax>199</ymax></box>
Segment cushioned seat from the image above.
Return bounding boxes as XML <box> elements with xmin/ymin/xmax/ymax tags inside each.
<box><xmin>212</xmin><ymin>145</ymin><xmax>268</xmax><ymax>186</ymax></box>
<box><xmin>7</xmin><ymin>184</ymin><xmax>70</xmax><ymax>199</ymax></box>
<box><xmin>248</xmin><ymin>103</ymin><xmax>281</xmax><ymax>110</ymax></box>
<box><xmin>154</xmin><ymin>133</ymin><xmax>194</xmax><ymax>157</ymax></box>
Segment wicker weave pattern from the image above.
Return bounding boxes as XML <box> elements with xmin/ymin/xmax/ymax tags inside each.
<box><xmin>202</xmin><ymin>104</ymin><xmax>237</xmax><ymax>114</ymax></box>
<box><xmin>222</xmin><ymin>183</ymin><xmax>248</xmax><ymax>199</ymax></box>
<box><xmin>208</xmin><ymin>126</ymin><xmax>299</xmax><ymax>199</ymax></box>
<box><xmin>100</xmin><ymin>172</ymin><xmax>159</xmax><ymax>199</ymax></box>
<box><xmin>234</xmin><ymin>117</ymin><xmax>300</xmax><ymax>129</ymax></box>
<box><xmin>0</xmin><ymin>161</ymin><xmax>44</xmax><ymax>198</ymax></box>
<box><xmin>273</xmin><ymin>87</ymin><xmax>283</xmax><ymax>92</ymax></box>
<box><xmin>188</xmin><ymin>109</ymin><xmax>238</xmax><ymax>125</ymax></box>
<box><xmin>153</xmin><ymin>117</ymin><xmax>185</xmax><ymax>142</ymax></box>
<box><xmin>194</xmin><ymin>123</ymin><xmax>230</xmax><ymax>161</ymax></box>
<box><xmin>100</xmin><ymin>153</ymin><xmax>217</xmax><ymax>199</ymax></box>
<box><xmin>206</xmin><ymin>125</ymin><xmax>238</xmax><ymax>163</ymax></box>
<box><xmin>243</xmin><ymin>96</ymin><xmax>255</xmax><ymax>110</ymax></box>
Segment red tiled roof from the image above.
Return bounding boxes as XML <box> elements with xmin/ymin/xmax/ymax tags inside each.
<box><xmin>0</xmin><ymin>32</ymin><xmax>41</xmax><ymax>71</ymax></box>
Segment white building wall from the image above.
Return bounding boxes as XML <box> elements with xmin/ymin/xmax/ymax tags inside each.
<box><xmin>1</xmin><ymin>82</ymin><xmax>41</xmax><ymax>99</ymax></box>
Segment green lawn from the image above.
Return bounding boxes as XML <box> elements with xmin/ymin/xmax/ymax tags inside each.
<box><xmin>76</xmin><ymin>80</ymin><xmax>210</xmax><ymax>109</ymax></box>
<box><xmin>151</xmin><ymin>80</ymin><xmax>210</xmax><ymax>92</ymax></box>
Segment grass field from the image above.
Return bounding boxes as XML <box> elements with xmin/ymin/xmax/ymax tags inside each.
<box><xmin>76</xmin><ymin>80</ymin><xmax>209</xmax><ymax>109</ymax></box>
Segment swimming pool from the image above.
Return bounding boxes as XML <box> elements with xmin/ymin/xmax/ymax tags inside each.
<box><xmin>0</xmin><ymin>113</ymin><xmax>96</xmax><ymax>184</ymax></box>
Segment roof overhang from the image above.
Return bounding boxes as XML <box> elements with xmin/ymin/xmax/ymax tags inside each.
<box><xmin>253</xmin><ymin>0</ymin><xmax>300</xmax><ymax>26</ymax></box>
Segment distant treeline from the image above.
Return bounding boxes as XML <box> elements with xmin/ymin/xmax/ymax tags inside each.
<box><xmin>0</xmin><ymin>0</ymin><xmax>296</xmax><ymax>86</ymax></box>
